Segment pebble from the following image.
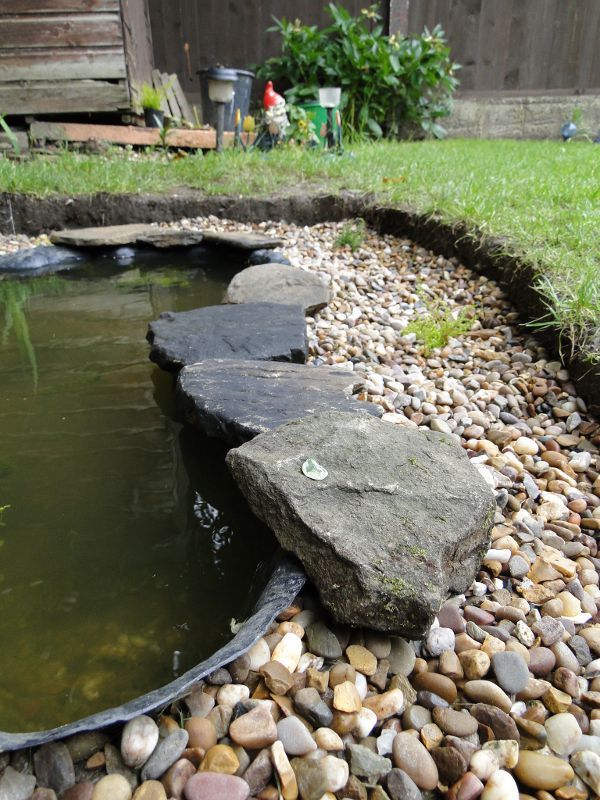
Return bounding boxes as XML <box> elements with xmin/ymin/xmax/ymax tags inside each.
<box><xmin>183</xmin><ymin>772</ymin><xmax>250</xmax><ymax>800</ymax></box>
<box><xmin>132</xmin><ymin>782</ymin><xmax>166</xmax><ymax>800</ymax></box>
<box><xmin>346</xmin><ymin>644</ymin><xmax>377</xmax><ymax>676</ymax></box>
<box><xmin>426</xmin><ymin>627</ymin><xmax>456</xmax><ymax>656</ymax></box>
<box><xmin>480</xmin><ymin>768</ymin><xmax>519</xmax><ymax>799</ymax></box>
<box><xmin>276</xmin><ymin>716</ymin><xmax>317</xmax><ymax>756</ymax></box>
<box><xmin>463</xmin><ymin>680</ymin><xmax>512</xmax><ymax>712</ymax></box>
<box><xmin>491</xmin><ymin>651</ymin><xmax>530</xmax><ymax>693</ymax></box>
<box><xmin>513</xmin><ymin>750</ymin><xmax>575</xmax><ymax>789</ymax></box>
<box><xmin>91</xmin><ymin>775</ymin><xmax>132</xmax><ymax>800</ymax></box>
<box><xmin>432</xmin><ymin>707</ymin><xmax>478</xmax><ymax>737</ymax></box>
<box><xmin>121</xmin><ymin>717</ymin><xmax>160</xmax><ymax>769</ymax></box>
<box><xmin>33</xmin><ymin>742</ymin><xmax>75</xmax><ymax>795</ymax></box>
<box><xmin>392</xmin><ymin>732</ymin><xmax>438</xmax><ymax>790</ymax></box>
<box><xmin>140</xmin><ymin>730</ymin><xmax>188</xmax><ymax>781</ymax></box>
<box><xmin>571</xmin><ymin>750</ymin><xmax>600</xmax><ymax>794</ymax></box>
<box><xmin>388</xmin><ymin>638</ymin><xmax>416</xmax><ymax>676</ymax></box>
<box><xmin>229</xmin><ymin>705</ymin><xmax>278</xmax><ymax>749</ymax></box>
<box><xmin>385</xmin><ymin>768</ymin><xmax>422</xmax><ymax>800</ymax></box>
<box><xmin>545</xmin><ymin>712</ymin><xmax>582</xmax><ymax>755</ymax></box>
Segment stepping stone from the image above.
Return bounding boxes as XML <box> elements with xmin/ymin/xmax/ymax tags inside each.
<box><xmin>50</xmin><ymin>223</ymin><xmax>156</xmax><ymax>247</ymax></box>
<box><xmin>202</xmin><ymin>230</ymin><xmax>284</xmax><ymax>249</ymax></box>
<box><xmin>223</xmin><ymin>263</ymin><xmax>332</xmax><ymax>315</ymax></box>
<box><xmin>136</xmin><ymin>229</ymin><xmax>205</xmax><ymax>248</ymax></box>
<box><xmin>176</xmin><ymin>360</ymin><xmax>381</xmax><ymax>445</ymax></box>
<box><xmin>147</xmin><ymin>302</ymin><xmax>308</xmax><ymax>372</ymax></box>
<box><xmin>248</xmin><ymin>249</ymin><xmax>292</xmax><ymax>266</ymax></box>
<box><xmin>0</xmin><ymin>245</ymin><xmax>83</xmax><ymax>274</ymax></box>
<box><xmin>226</xmin><ymin>411</ymin><xmax>495</xmax><ymax>636</ymax></box>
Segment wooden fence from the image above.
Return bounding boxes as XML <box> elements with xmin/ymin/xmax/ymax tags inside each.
<box><xmin>397</xmin><ymin>0</ymin><xmax>600</xmax><ymax>94</ymax></box>
<box><xmin>148</xmin><ymin>0</ymin><xmax>382</xmax><ymax>108</ymax></box>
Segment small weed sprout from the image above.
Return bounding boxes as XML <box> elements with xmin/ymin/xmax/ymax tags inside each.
<box><xmin>335</xmin><ymin>219</ymin><xmax>366</xmax><ymax>251</ymax></box>
<box><xmin>404</xmin><ymin>292</ymin><xmax>474</xmax><ymax>355</ymax></box>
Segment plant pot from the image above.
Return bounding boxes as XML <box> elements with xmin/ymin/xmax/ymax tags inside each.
<box><xmin>144</xmin><ymin>108</ymin><xmax>164</xmax><ymax>129</ymax></box>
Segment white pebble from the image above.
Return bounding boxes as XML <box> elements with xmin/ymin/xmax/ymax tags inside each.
<box><xmin>481</xmin><ymin>769</ymin><xmax>519</xmax><ymax>799</ymax></box>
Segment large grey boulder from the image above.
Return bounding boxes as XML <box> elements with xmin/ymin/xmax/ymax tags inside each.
<box><xmin>147</xmin><ymin>302</ymin><xmax>308</xmax><ymax>372</ymax></box>
<box><xmin>0</xmin><ymin>245</ymin><xmax>83</xmax><ymax>274</ymax></box>
<box><xmin>223</xmin><ymin>263</ymin><xmax>332</xmax><ymax>315</ymax></box>
<box><xmin>176</xmin><ymin>360</ymin><xmax>382</xmax><ymax>445</ymax></box>
<box><xmin>226</xmin><ymin>411</ymin><xmax>495</xmax><ymax>636</ymax></box>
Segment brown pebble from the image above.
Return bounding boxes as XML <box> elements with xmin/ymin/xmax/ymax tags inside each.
<box><xmin>413</xmin><ymin>671</ymin><xmax>457</xmax><ymax>704</ymax></box>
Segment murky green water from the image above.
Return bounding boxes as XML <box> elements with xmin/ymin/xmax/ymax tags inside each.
<box><xmin>0</xmin><ymin>249</ymin><xmax>275</xmax><ymax>732</ymax></box>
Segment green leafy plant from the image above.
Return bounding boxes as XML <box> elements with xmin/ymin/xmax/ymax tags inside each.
<box><xmin>404</xmin><ymin>293</ymin><xmax>474</xmax><ymax>355</ymax></box>
<box><xmin>285</xmin><ymin>104</ymin><xmax>318</xmax><ymax>146</ymax></box>
<box><xmin>257</xmin><ymin>4</ymin><xmax>459</xmax><ymax>139</ymax></box>
<box><xmin>138</xmin><ymin>83</ymin><xmax>165</xmax><ymax>111</ymax></box>
<box><xmin>335</xmin><ymin>218</ymin><xmax>366</xmax><ymax>250</ymax></box>
<box><xmin>0</xmin><ymin>114</ymin><xmax>20</xmax><ymax>156</ymax></box>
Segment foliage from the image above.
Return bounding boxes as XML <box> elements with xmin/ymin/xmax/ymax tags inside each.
<box><xmin>256</xmin><ymin>3</ymin><xmax>459</xmax><ymax>139</ymax></box>
<box><xmin>335</xmin><ymin>219</ymin><xmax>366</xmax><ymax>250</ymax></box>
<box><xmin>403</xmin><ymin>292</ymin><xmax>474</xmax><ymax>355</ymax></box>
<box><xmin>0</xmin><ymin>115</ymin><xmax>20</xmax><ymax>156</ymax></box>
<box><xmin>285</xmin><ymin>104</ymin><xmax>318</xmax><ymax>147</ymax></box>
<box><xmin>138</xmin><ymin>83</ymin><xmax>165</xmax><ymax>111</ymax></box>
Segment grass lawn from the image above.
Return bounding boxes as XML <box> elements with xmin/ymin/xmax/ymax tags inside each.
<box><xmin>1</xmin><ymin>139</ymin><xmax>598</xmax><ymax>357</ymax></box>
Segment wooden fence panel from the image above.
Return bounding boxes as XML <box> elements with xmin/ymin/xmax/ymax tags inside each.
<box><xmin>148</xmin><ymin>0</ymin><xmax>383</xmax><ymax>103</ymax></box>
<box><xmin>403</xmin><ymin>0</ymin><xmax>600</xmax><ymax>93</ymax></box>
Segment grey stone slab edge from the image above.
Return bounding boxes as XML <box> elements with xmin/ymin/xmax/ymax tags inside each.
<box><xmin>0</xmin><ymin>556</ymin><xmax>305</xmax><ymax>752</ymax></box>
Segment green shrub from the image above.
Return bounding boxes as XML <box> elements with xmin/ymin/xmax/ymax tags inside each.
<box><xmin>257</xmin><ymin>3</ymin><xmax>459</xmax><ymax>139</ymax></box>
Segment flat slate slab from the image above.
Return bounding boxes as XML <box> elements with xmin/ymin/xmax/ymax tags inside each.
<box><xmin>202</xmin><ymin>230</ymin><xmax>284</xmax><ymax>249</ymax></box>
<box><xmin>50</xmin><ymin>223</ymin><xmax>156</xmax><ymax>247</ymax></box>
<box><xmin>0</xmin><ymin>245</ymin><xmax>84</xmax><ymax>275</ymax></box>
<box><xmin>147</xmin><ymin>302</ymin><xmax>308</xmax><ymax>372</ymax></box>
<box><xmin>176</xmin><ymin>360</ymin><xmax>382</xmax><ymax>445</ymax></box>
<box><xmin>136</xmin><ymin>229</ymin><xmax>205</xmax><ymax>248</ymax></box>
<box><xmin>227</xmin><ymin>411</ymin><xmax>495</xmax><ymax>636</ymax></box>
<box><xmin>223</xmin><ymin>263</ymin><xmax>332</xmax><ymax>315</ymax></box>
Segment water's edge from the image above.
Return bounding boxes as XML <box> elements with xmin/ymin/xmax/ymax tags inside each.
<box><xmin>0</xmin><ymin>556</ymin><xmax>305</xmax><ymax>751</ymax></box>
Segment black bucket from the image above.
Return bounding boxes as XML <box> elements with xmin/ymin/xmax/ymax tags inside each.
<box><xmin>198</xmin><ymin>68</ymin><xmax>255</xmax><ymax>131</ymax></box>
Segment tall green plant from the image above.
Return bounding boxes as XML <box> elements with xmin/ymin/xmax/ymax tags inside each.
<box><xmin>257</xmin><ymin>4</ymin><xmax>459</xmax><ymax>139</ymax></box>
<box><xmin>0</xmin><ymin>277</ymin><xmax>67</xmax><ymax>390</ymax></box>
<box><xmin>0</xmin><ymin>114</ymin><xmax>20</xmax><ymax>155</ymax></box>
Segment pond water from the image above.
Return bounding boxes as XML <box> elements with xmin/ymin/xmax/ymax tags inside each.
<box><xmin>0</xmin><ymin>249</ymin><xmax>276</xmax><ymax>732</ymax></box>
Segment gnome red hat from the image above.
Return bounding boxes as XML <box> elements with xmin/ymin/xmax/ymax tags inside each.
<box><xmin>263</xmin><ymin>80</ymin><xmax>284</xmax><ymax>109</ymax></box>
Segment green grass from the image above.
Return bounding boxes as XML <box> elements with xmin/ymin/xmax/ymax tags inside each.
<box><xmin>334</xmin><ymin>218</ymin><xmax>366</xmax><ymax>250</ymax></box>
<box><xmin>1</xmin><ymin>140</ymin><xmax>598</xmax><ymax>357</ymax></box>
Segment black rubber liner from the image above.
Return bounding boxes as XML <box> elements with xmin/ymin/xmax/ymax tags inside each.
<box><xmin>0</xmin><ymin>556</ymin><xmax>305</xmax><ymax>752</ymax></box>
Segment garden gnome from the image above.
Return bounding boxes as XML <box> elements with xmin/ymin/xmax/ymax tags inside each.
<box><xmin>263</xmin><ymin>80</ymin><xmax>290</xmax><ymax>139</ymax></box>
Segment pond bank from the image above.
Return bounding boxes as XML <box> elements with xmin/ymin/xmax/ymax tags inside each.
<box><xmin>0</xmin><ymin>215</ymin><xmax>598</xmax><ymax>798</ymax></box>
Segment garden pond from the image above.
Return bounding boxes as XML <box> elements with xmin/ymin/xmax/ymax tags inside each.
<box><xmin>0</xmin><ymin>248</ymin><xmax>276</xmax><ymax>732</ymax></box>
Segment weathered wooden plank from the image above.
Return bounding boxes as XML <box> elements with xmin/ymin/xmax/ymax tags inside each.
<box><xmin>163</xmin><ymin>72</ymin><xmax>183</xmax><ymax>119</ymax></box>
<box><xmin>28</xmin><ymin>121</ymin><xmax>253</xmax><ymax>149</ymax></box>
<box><xmin>0</xmin><ymin>49</ymin><xmax>126</xmax><ymax>81</ymax></box>
<box><xmin>0</xmin><ymin>80</ymin><xmax>129</xmax><ymax>114</ymax></box>
<box><xmin>0</xmin><ymin>0</ymin><xmax>118</xmax><ymax>12</ymax></box>
<box><xmin>120</xmin><ymin>0</ymin><xmax>154</xmax><ymax>93</ymax></box>
<box><xmin>1</xmin><ymin>14</ymin><xmax>123</xmax><ymax>49</ymax></box>
<box><xmin>172</xmin><ymin>75</ymin><xmax>193</xmax><ymax>123</ymax></box>
<box><xmin>151</xmin><ymin>69</ymin><xmax>171</xmax><ymax>115</ymax></box>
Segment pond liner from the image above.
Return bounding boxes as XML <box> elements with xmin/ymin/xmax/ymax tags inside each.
<box><xmin>0</xmin><ymin>555</ymin><xmax>306</xmax><ymax>752</ymax></box>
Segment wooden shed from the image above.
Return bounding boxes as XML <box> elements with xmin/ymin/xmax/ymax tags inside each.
<box><xmin>0</xmin><ymin>0</ymin><xmax>154</xmax><ymax>116</ymax></box>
